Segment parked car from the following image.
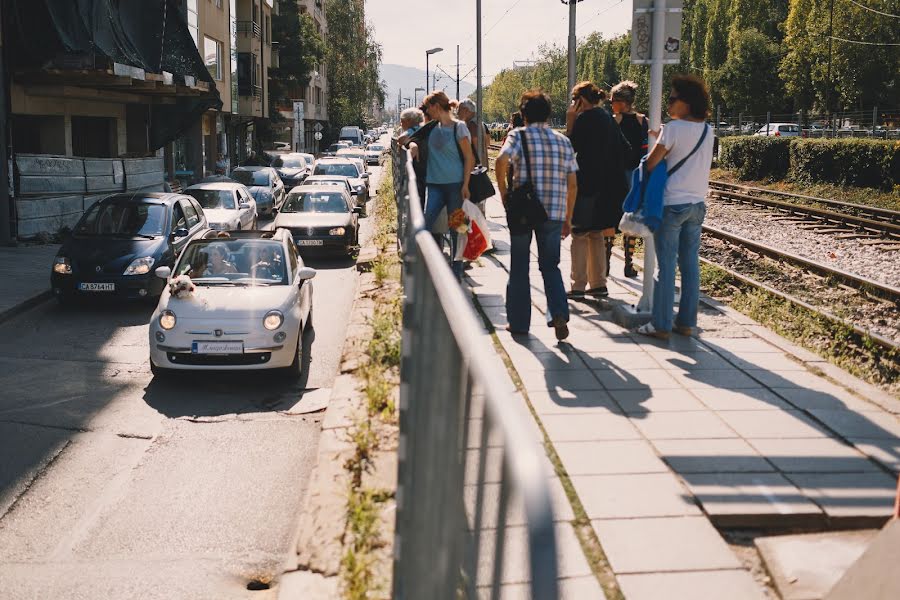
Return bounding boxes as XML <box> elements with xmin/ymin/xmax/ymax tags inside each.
<box><xmin>274</xmin><ymin>185</ymin><xmax>361</xmax><ymax>257</ymax></box>
<box><xmin>148</xmin><ymin>229</ymin><xmax>315</xmax><ymax>377</ymax></box>
<box><xmin>754</xmin><ymin>123</ymin><xmax>802</xmax><ymax>137</ymax></box>
<box><xmin>321</xmin><ymin>142</ymin><xmax>351</xmax><ymax>157</ymax></box>
<box><xmin>272</xmin><ymin>142</ymin><xmax>291</xmax><ymax>151</ymax></box>
<box><xmin>365</xmin><ymin>143</ymin><xmax>387</xmax><ymax>165</ymax></box>
<box><xmin>51</xmin><ymin>193</ymin><xmax>208</xmax><ymax>304</ymax></box>
<box><xmin>271</xmin><ymin>153</ymin><xmax>311</xmax><ymax>188</ymax></box>
<box><xmin>183</xmin><ymin>182</ymin><xmax>257</xmax><ymax>231</ymax></box>
<box><xmin>313</xmin><ymin>158</ymin><xmax>369</xmax><ymax>204</ymax></box>
<box><xmin>230</xmin><ymin>166</ymin><xmax>285</xmax><ymax>217</ymax></box>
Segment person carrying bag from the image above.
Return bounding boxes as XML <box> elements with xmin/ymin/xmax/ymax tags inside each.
<box><xmin>503</xmin><ymin>129</ymin><xmax>548</xmax><ymax>234</ymax></box>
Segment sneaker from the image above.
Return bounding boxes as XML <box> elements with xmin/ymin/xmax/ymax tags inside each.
<box><xmin>551</xmin><ymin>316</ymin><xmax>569</xmax><ymax>341</ymax></box>
<box><xmin>674</xmin><ymin>325</ymin><xmax>694</xmax><ymax>336</ymax></box>
<box><xmin>587</xmin><ymin>286</ymin><xmax>609</xmax><ymax>298</ymax></box>
<box><xmin>635</xmin><ymin>322</ymin><xmax>670</xmax><ymax>340</ymax></box>
<box><xmin>567</xmin><ymin>289</ymin><xmax>585</xmax><ymax>299</ymax></box>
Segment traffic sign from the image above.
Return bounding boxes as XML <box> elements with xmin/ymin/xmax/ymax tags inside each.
<box><xmin>314</xmin><ymin>132</ymin><xmax>323</xmax><ymax>141</ymax></box>
<box><xmin>631</xmin><ymin>0</ymin><xmax>682</xmax><ymax>65</ymax></box>
<box><xmin>313</xmin><ymin>122</ymin><xmax>324</xmax><ymax>133</ymax></box>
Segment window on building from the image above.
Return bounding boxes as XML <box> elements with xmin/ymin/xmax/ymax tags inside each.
<box><xmin>187</xmin><ymin>0</ymin><xmax>199</xmax><ymax>47</ymax></box>
<box><xmin>72</xmin><ymin>116</ymin><xmax>117</xmax><ymax>158</ymax></box>
<box><xmin>204</xmin><ymin>36</ymin><xmax>222</xmax><ymax>80</ymax></box>
<box><xmin>214</xmin><ymin>0</ymin><xmax>223</xmax><ymax>8</ymax></box>
<box><xmin>265</xmin><ymin>16</ymin><xmax>270</xmax><ymax>44</ymax></box>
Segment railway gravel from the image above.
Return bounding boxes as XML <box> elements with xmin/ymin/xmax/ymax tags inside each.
<box><xmin>704</xmin><ymin>201</ymin><xmax>900</xmax><ymax>288</ymax></box>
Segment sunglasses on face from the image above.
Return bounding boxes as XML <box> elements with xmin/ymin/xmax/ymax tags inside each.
<box><xmin>667</xmin><ymin>96</ymin><xmax>680</xmax><ymax>105</ymax></box>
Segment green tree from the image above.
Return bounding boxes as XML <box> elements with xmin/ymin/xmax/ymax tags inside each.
<box><xmin>268</xmin><ymin>1</ymin><xmax>326</xmax><ymax>123</ymax></box>
<box><xmin>713</xmin><ymin>28</ymin><xmax>786</xmax><ymax>114</ymax></box>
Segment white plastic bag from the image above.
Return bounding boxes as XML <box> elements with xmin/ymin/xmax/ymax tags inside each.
<box><xmin>454</xmin><ymin>200</ymin><xmax>493</xmax><ymax>261</ymax></box>
<box><xmin>618</xmin><ymin>211</ymin><xmax>653</xmax><ymax>238</ymax></box>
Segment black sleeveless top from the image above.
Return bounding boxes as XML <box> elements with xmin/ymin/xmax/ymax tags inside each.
<box><xmin>618</xmin><ymin>113</ymin><xmax>649</xmax><ymax>171</ymax></box>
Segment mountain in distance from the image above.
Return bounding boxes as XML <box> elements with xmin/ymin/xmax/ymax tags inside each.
<box><xmin>380</xmin><ymin>63</ymin><xmax>476</xmax><ymax>107</ymax></box>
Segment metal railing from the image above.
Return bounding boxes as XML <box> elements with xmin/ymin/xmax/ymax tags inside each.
<box><xmin>390</xmin><ymin>139</ymin><xmax>559</xmax><ymax>599</ymax></box>
<box><xmin>236</xmin><ymin>20</ymin><xmax>261</xmax><ymax>39</ymax></box>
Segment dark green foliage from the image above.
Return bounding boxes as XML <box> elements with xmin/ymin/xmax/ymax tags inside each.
<box><xmin>719</xmin><ymin>137</ymin><xmax>791</xmax><ymax>181</ymax></box>
<box><xmin>721</xmin><ymin>137</ymin><xmax>900</xmax><ymax>188</ymax></box>
<box><xmin>269</xmin><ymin>1</ymin><xmax>326</xmax><ymax>122</ymax></box>
<box><xmin>789</xmin><ymin>139</ymin><xmax>900</xmax><ymax>189</ymax></box>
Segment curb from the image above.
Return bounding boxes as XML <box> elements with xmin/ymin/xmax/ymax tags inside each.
<box><xmin>0</xmin><ymin>290</ymin><xmax>53</xmax><ymax>326</ymax></box>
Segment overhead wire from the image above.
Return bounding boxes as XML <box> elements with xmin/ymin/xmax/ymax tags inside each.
<box><xmin>842</xmin><ymin>0</ymin><xmax>900</xmax><ymax>18</ymax></box>
<box><xmin>829</xmin><ymin>35</ymin><xmax>900</xmax><ymax>45</ymax></box>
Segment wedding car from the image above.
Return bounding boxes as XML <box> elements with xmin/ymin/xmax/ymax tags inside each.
<box><xmin>148</xmin><ymin>229</ymin><xmax>316</xmax><ymax>377</ymax></box>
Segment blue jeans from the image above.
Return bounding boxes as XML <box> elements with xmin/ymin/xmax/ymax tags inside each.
<box><xmin>506</xmin><ymin>220</ymin><xmax>569</xmax><ymax>332</ymax></box>
<box><xmin>652</xmin><ymin>202</ymin><xmax>706</xmax><ymax>332</ymax></box>
<box><xmin>424</xmin><ymin>182</ymin><xmax>463</xmax><ymax>279</ymax></box>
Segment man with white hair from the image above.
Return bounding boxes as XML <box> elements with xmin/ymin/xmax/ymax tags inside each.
<box><xmin>456</xmin><ymin>98</ymin><xmax>488</xmax><ymax>168</ymax></box>
<box><xmin>398</xmin><ymin>107</ymin><xmax>424</xmax><ymax>146</ymax></box>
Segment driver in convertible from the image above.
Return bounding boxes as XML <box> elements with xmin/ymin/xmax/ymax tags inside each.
<box><xmin>206</xmin><ymin>243</ymin><xmax>238</xmax><ymax>275</ymax></box>
<box><xmin>248</xmin><ymin>245</ymin><xmax>281</xmax><ymax>280</ymax></box>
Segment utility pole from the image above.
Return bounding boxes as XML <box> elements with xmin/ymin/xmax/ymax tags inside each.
<box><xmin>456</xmin><ymin>45</ymin><xmax>460</xmax><ymax>100</ymax></box>
<box><xmin>563</xmin><ymin>0</ymin><xmax>582</xmax><ymax>95</ymax></box>
<box><xmin>648</xmin><ymin>0</ymin><xmax>666</xmax><ymax>146</ymax></box>
<box><xmin>476</xmin><ymin>0</ymin><xmax>484</xmax><ymax>159</ymax></box>
<box><xmin>825</xmin><ymin>0</ymin><xmax>835</xmax><ymax>120</ymax></box>
<box><xmin>0</xmin><ymin>3</ymin><xmax>11</xmax><ymax>245</ymax></box>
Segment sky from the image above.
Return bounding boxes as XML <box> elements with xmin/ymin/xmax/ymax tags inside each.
<box><xmin>366</xmin><ymin>0</ymin><xmax>633</xmax><ymax>85</ymax></box>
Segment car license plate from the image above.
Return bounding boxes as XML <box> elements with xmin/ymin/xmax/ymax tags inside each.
<box><xmin>297</xmin><ymin>239</ymin><xmax>324</xmax><ymax>246</ymax></box>
<box><xmin>78</xmin><ymin>282</ymin><xmax>115</xmax><ymax>292</ymax></box>
<box><xmin>192</xmin><ymin>341</ymin><xmax>243</xmax><ymax>354</ymax></box>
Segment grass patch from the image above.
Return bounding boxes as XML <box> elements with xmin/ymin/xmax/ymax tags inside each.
<box><xmin>711</xmin><ymin>167</ymin><xmax>900</xmax><ymax>212</ymax></box>
<box><xmin>699</xmin><ymin>262</ymin><xmax>900</xmax><ymax>392</ymax></box>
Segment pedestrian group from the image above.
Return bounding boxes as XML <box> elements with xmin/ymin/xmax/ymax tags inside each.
<box><xmin>398</xmin><ymin>74</ymin><xmax>714</xmax><ymax>343</ymax></box>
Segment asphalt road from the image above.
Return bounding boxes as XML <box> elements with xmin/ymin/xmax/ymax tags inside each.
<box><xmin>0</xmin><ymin>162</ymin><xmax>386</xmax><ymax>599</ymax></box>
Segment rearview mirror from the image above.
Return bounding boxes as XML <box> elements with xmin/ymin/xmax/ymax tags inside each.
<box><xmin>239</xmin><ymin>201</ymin><xmax>251</xmax><ymax>209</ymax></box>
<box><xmin>352</xmin><ymin>206</ymin><xmax>363</xmax><ymax>214</ymax></box>
<box><xmin>171</xmin><ymin>227</ymin><xmax>189</xmax><ymax>239</ymax></box>
<box><xmin>155</xmin><ymin>266</ymin><xmax>172</xmax><ymax>279</ymax></box>
<box><xmin>297</xmin><ymin>266</ymin><xmax>317</xmax><ymax>281</ymax></box>
<box><xmin>360</xmin><ymin>173</ymin><xmax>369</xmax><ymax>179</ymax></box>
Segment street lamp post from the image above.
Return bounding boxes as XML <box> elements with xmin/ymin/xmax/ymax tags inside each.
<box><xmin>425</xmin><ymin>47</ymin><xmax>443</xmax><ymax>93</ymax></box>
<box><xmin>414</xmin><ymin>87</ymin><xmax>425</xmax><ymax>105</ymax></box>
<box><xmin>561</xmin><ymin>0</ymin><xmax>583</xmax><ymax>95</ymax></box>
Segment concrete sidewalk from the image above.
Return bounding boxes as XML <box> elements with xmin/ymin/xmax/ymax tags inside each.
<box><xmin>0</xmin><ymin>244</ymin><xmax>59</xmax><ymax>323</ymax></box>
<box><xmin>465</xmin><ymin>196</ymin><xmax>900</xmax><ymax>599</ymax></box>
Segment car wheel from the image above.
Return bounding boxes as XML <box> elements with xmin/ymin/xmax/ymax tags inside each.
<box><xmin>279</xmin><ymin>324</ymin><xmax>303</xmax><ymax>378</ymax></box>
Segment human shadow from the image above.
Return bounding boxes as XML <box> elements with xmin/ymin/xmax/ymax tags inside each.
<box><xmin>143</xmin><ymin>324</ymin><xmax>316</xmax><ymax>418</ymax></box>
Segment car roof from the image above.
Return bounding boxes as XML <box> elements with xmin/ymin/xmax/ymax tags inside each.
<box><xmin>232</xmin><ymin>166</ymin><xmax>270</xmax><ymax>172</ymax></box>
<box><xmin>290</xmin><ymin>184</ymin><xmax>350</xmax><ymax>195</ymax></box>
<box><xmin>185</xmin><ymin>182</ymin><xmax>245</xmax><ymax>191</ymax></box>
<box><xmin>196</xmin><ymin>229</ymin><xmax>290</xmax><ymax>242</ymax></box>
<box><xmin>102</xmin><ymin>192</ymin><xmax>187</xmax><ymax>205</ymax></box>
<box><xmin>305</xmin><ymin>175</ymin><xmax>351</xmax><ymax>181</ymax></box>
<box><xmin>316</xmin><ymin>157</ymin><xmax>355</xmax><ymax>164</ymax></box>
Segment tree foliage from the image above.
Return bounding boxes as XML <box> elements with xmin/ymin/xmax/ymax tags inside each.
<box><xmin>269</xmin><ymin>0</ymin><xmax>326</xmax><ymax>122</ymax></box>
<box><xmin>325</xmin><ymin>0</ymin><xmax>384</xmax><ymax>135</ymax></box>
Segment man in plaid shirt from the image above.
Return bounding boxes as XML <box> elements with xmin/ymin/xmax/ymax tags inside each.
<box><xmin>496</xmin><ymin>90</ymin><xmax>578</xmax><ymax>340</ymax></box>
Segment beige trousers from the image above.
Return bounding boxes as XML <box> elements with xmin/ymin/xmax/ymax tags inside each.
<box><xmin>570</xmin><ymin>230</ymin><xmax>607</xmax><ymax>291</ymax></box>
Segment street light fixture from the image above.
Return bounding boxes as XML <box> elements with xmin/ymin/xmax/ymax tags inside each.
<box><xmin>425</xmin><ymin>47</ymin><xmax>443</xmax><ymax>93</ymax></box>
<box><xmin>414</xmin><ymin>87</ymin><xmax>425</xmax><ymax>105</ymax></box>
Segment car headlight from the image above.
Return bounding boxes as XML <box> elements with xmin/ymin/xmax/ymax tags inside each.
<box><xmin>159</xmin><ymin>310</ymin><xmax>176</xmax><ymax>330</ymax></box>
<box><xmin>53</xmin><ymin>256</ymin><xmax>72</xmax><ymax>275</ymax></box>
<box><xmin>264</xmin><ymin>310</ymin><xmax>284</xmax><ymax>331</ymax></box>
<box><xmin>329</xmin><ymin>227</ymin><xmax>346</xmax><ymax>236</ymax></box>
<box><xmin>124</xmin><ymin>256</ymin><xmax>155</xmax><ymax>275</ymax></box>
<box><xmin>353</xmin><ymin>184</ymin><xmax>365</xmax><ymax>191</ymax></box>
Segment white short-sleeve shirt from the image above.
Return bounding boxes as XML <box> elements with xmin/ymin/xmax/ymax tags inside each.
<box><xmin>657</xmin><ymin>120</ymin><xmax>713</xmax><ymax>206</ymax></box>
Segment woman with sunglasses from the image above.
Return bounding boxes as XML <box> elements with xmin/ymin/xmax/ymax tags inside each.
<box><xmin>636</xmin><ymin>74</ymin><xmax>713</xmax><ymax>340</ymax></box>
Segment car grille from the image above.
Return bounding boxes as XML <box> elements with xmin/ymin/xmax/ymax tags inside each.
<box><xmin>290</xmin><ymin>226</ymin><xmax>332</xmax><ymax>237</ymax></box>
<box><xmin>167</xmin><ymin>352</ymin><xmax>272</xmax><ymax>366</ymax></box>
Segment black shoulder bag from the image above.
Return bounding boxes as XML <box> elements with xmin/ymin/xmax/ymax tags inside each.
<box><xmin>504</xmin><ymin>130</ymin><xmax>549</xmax><ymax>234</ymax></box>
<box><xmin>454</xmin><ymin>122</ymin><xmax>495</xmax><ymax>204</ymax></box>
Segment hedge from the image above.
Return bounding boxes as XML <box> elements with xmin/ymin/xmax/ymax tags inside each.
<box><xmin>719</xmin><ymin>136</ymin><xmax>900</xmax><ymax>189</ymax></box>
<box><xmin>719</xmin><ymin>137</ymin><xmax>790</xmax><ymax>181</ymax></box>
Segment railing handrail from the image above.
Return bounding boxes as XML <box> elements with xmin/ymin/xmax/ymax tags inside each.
<box><xmin>393</xmin><ymin>139</ymin><xmax>559</xmax><ymax>598</ymax></box>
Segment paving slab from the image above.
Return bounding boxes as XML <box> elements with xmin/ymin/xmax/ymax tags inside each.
<box><xmin>717</xmin><ymin>410</ymin><xmax>829</xmax><ymax>439</ymax></box>
<box><xmin>728</xmin><ymin>352</ymin><xmax>808</xmax><ymax>371</ymax></box>
<box><xmin>744</xmin><ymin>369</ymin><xmax>849</xmax><ymax>390</ymax></box>
<box><xmin>650</xmin><ymin>351</ymin><xmax>735</xmax><ymax>371</ymax></box>
<box><xmin>507</xmin><ymin>350</ymin><xmax>586</xmax><ymax>372</ymax></box>
<box><xmin>775</xmin><ymin>387</ymin><xmax>883</xmax><ymax>412</ymax></box>
<box><xmin>592</xmin><ymin>516</ymin><xmax>742</xmax><ymax>574</ymax></box>
<box><xmin>580</xmin><ymin>350</ymin><xmax>664</xmax><ymax>371</ymax></box>
<box><xmin>703</xmin><ymin>337</ymin><xmax>780</xmax><ymax>353</ymax></box>
<box><xmin>608</xmin><ymin>388</ymin><xmax>707</xmax><ymax>415</ymax></box>
<box><xmin>825</xmin><ymin>519</ymin><xmax>900</xmax><ymax>600</ymax></box>
<box><xmin>593</xmin><ymin>368</ymin><xmax>683</xmax><ymax>391</ymax></box>
<box><xmin>681</xmin><ymin>472</ymin><xmax>824</xmax><ymax>527</ymax></box>
<box><xmin>653</xmin><ymin>438</ymin><xmax>775</xmax><ymax>473</ymax></box>
<box><xmin>670</xmin><ymin>368</ymin><xmax>764</xmax><ymax>390</ymax></box>
<box><xmin>755</xmin><ymin>530</ymin><xmax>878</xmax><ymax>600</ymax></box>
<box><xmin>553</xmin><ymin>440</ymin><xmax>669</xmax><ymax>475</ymax></box>
<box><xmin>475</xmin><ymin>576</ymin><xmax>604</xmax><ymax>600</ymax></box>
<box><xmin>807</xmin><ymin>409</ymin><xmax>900</xmax><ymax>441</ymax></box>
<box><xmin>464</xmin><ymin>477</ymin><xmax>574</xmax><ymax>529</ymax></box>
<box><xmin>540</xmin><ymin>412</ymin><xmax>641</xmax><ymax>442</ymax></box>
<box><xmin>629</xmin><ymin>410</ymin><xmax>738</xmax><ymax>440</ymax></box>
<box><xmin>851</xmin><ymin>439</ymin><xmax>900</xmax><ymax>474</ymax></box>
<box><xmin>474</xmin><ymin>523</ymin><xmax>592</xmax><ymax>586</ymax></box>
<box><xmin>526</xmin><ymin>389</ymin><xmax>619</xmax><ymax>416</ymax></box>
<box><xmin>784</xmin><ymin>472</ymin><xmax>898</xmax><ymax>522</ymax></box>
<box><xmin>518</xmin><ymin>369</ymin><xmax>603</xmax><ymax>392</ymax></box>
<box><xmin>572</xmin><ymin>473</ymin><xmax>701</xmax><ymax>519</ymax></box>
<box><xmin>691</xmin><ymin>387</ymin><xmax>792</xmax><ymax>411</ymax></box>
<box><xmin>748</xmin><ymin>438</ymin><xmax>880</xmax><ymax>473</ymax></box>
<box><xmin>617</xmin><ymin>570</ymin><xmax>765</xmax><ymax>600</ymax></box>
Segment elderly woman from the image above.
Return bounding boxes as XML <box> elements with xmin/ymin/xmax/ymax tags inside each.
<box><xmin>398</xmin><ymin>107</ymin><xmax>424</xmax><ymax>145</ymax></box>
<box><xmin>637</xmin><ymin>74</ymin><xmax>714</xmax><ymax>340</ymax></box>
<box><xmin>406</xmin><ymin>90</ymin><xmax>476</xmax><ymax>279</ymax></box>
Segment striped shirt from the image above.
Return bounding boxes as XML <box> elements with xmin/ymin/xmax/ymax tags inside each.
<box><xmin>499</xmin><ymin>123</ymin><xmax>578</xmax><ymax>221</ymax></box>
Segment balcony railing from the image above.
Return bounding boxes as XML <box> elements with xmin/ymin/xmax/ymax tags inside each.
<box><xmin>236</xmin><ymin>20</ymin><xmax>261</xmax><ymax>38</ymax></box>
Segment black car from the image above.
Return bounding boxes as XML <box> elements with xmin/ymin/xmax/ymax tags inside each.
<box><xmin>51</xmin><ymin>193</ymin><xmax>208</xmax><ymax>303</ymax></box>
<box><xmin>271</xmin><ymin>153</ymin><xmax>310</xmax><ymax>189</ymax></box>
<box><xmin>272</xmin><ymin>185</ymin><xmax>361</xmax><ymax>257</ymax></box>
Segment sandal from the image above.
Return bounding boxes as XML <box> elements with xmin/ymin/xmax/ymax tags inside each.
<box><xmin>636</xmin><ymin>322</ymin><xmax>670</xmax><ymax>340</ymax></box>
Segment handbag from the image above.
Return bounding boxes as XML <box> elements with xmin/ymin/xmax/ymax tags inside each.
<box><xmin>504</xmin><ymin>130</ymin><xmax>549</xmax><ymax>234</ymax></box>
<box><xmin>455</xmin><ymin>124</ymin><xmax>496</xmax><ymax>204</ymax></box>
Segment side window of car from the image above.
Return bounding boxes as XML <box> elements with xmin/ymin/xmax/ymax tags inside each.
<box><xmin>190</xmin><ymin>199</ymin><xmax>205</xmax><ymax>221</ymax></box>
<box><xmin>287</xmin><ymin>241</ymin><xmax>299</xmax><ymax>278</ymax></box>
<box><xmin>182</xmin><ymin>200</ymin><xmax>200</xmax><ymax>229</ymax></box>
<box><xmin>171</xmin><ymin>203</ymin><xmax>186</xmax><ymax>232</ymax></box>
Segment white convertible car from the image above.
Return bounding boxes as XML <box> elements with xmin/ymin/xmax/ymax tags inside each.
<box><xmin>148</xmin><ymin>229</ymin><xmax>315</xmax><ymax>377</ymax></box>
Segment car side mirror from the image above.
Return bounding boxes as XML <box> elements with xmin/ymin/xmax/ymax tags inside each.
<box><xmin>155</xmin><ymin>266</ymin><xmax>172</xmax><ymax>280</ymax></box>
<box><xmin>171</xmin><ymin>227</ymin><xmax>189</xmax><ymax>240</ymax></box>
<box><xmin>239</xmin><ymin>201</ymin><xmax>251</xmax><ymax>209</ymax></box>
<box><xmin>297</xmin><ymin>266</ymin><xmax>317</xmax><ymax>282</ymax></box>
<box><xmin>352</xmin><ymin>206</ymin><xmax>363</xmax><ymax>214</ymax></box>
<box><xmin>360</xmin><ymin>173</ymin><xmax>369</xmax><ymax>179</ymax></box>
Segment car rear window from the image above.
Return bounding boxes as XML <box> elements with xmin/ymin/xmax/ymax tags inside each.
<box><xmin>232</xmin><ymin>170</ymin><xmax>270</xmax><ymax>186</ymax></box>
<box><xmin>779</xmin><ymin>125</ymin><xmax>800</xmax><ymax>132</ymax></box>
<box><xmin>314</xmin><ymin>163</ymin><xmax>358</xmax><ymax>177</ymax></box>
<box><xmin>186</xmin><ymin>189</ymin><xmax>236</xmax><ymax>210</ymax></box>
<box><xmin>282</xmin><ymin>191</ymin><xmax>348</xmax><ymax>213</ymax></box>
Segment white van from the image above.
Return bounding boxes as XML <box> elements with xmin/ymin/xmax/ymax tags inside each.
<box><xmin>339</xmin><ymin>126</ymin><xmax>364</xmax><ymax>147</ymax></box>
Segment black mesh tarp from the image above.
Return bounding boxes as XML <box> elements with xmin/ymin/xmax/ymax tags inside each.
<box><xmin>5</xmin><ymin>0</ymin><xmax>222</xmax><ymax>150</ymax></box>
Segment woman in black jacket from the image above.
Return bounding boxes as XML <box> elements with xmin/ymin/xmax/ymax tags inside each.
<box><xmin>565</xmin><ymin>81</ymin><xmax>630</xmax><ymax>299</ymax></box>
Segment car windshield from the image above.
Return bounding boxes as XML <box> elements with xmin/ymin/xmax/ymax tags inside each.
<box><xmin>175</xmin><ymin>239</ymin><xmax>288</xmax><ymax>285</ymax></box>
<box><xmin>75</xmin><ymin>201</ymin><xmax>166</xmax><ymax>237</ymax></box>
<box><xmin>186</xmin><ymin>189</ymin><xmax>236</xmax><ymax>210</ymax></box>
<box><xmin>314</xmin><ymin>163</ymin><xmax>357</xmax><ymax>177</ymax></box>
<box><xmin>272</xmin><ymin>156</ymin><xmax>306</xmax><ymax>168</ymax></box>
<box><xmin>282</xmin><ymin>191</ymin><xmax>348</xmax><ymax>213</ymax></box>
<box><xmin>231</xmin><ymin>170</ymin><xmax>270</xmax><ymax>186</ymax></box>
<box><xmin>327</xmin><ymin>144</ymin><xmax>345</xmax><ymax>152</ymax></box>
<box><xmin>367</xmin><ymin>145</ymin><xmax>383</xmax><ymax>151</ymax></box>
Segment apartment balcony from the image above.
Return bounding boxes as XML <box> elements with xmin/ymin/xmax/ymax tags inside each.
<box><xmin>236</xmin><ymin>20</ymin><xmax>261</xmax><ymax>39</ymax></box>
